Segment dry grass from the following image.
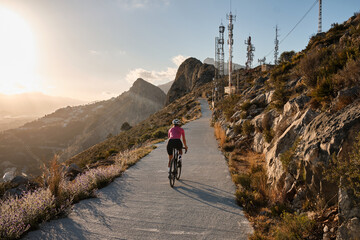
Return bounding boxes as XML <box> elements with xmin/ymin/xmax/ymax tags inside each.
<box><xmin>114</xmin><ymin>145</ymin><xmax>156</xmax><ymax>169</ymax></box>
<box><xmin>214</xmin><ymin>122</ymin><xmax>226</xmax><ymax>147</ymax></box>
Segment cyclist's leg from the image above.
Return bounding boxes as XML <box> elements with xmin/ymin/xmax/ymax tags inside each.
<box><xmin>167</xmin><ymin>140</ymin><xmax>174</xmax><ymax>169</ymax></box>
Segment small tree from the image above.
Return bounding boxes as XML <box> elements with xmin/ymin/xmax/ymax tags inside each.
<box><xmin>279</xmin><ymin>50</ymin><xmax>296</xmax><ymax>63</ymax></box>
<box><xmin>121</xmin><ymin>122</ymin><xmax>132</xmax><ymax>131</ymax></box>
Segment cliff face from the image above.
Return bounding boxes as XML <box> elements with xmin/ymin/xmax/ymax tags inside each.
<box><xmin>0</xmin><ymin>79</ymin><xmax>165</xmax><ymax>176</ymax></box>
<box><xmin>166</xmin><ymin>57</ymin><xmax>215</xmax><ymax>105</ymax></box>
<box><xmin>212</xmin><ymin>13</ymin><xmax>360</xmax><ymax>239</ymax></box>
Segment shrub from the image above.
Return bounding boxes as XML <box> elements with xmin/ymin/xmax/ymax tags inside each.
<box><xmin>120</xmin><ymin>122</ymin><xmax>132</xmax><ymax>131</ymax></box>
<box><xmin>152</xmin><ymin>127</ymin><xmax>168</xmax><ymax>139</ymax></box>
<box><xmin>233</xmin><ymin>124</ymin><xmax>242</xmax><ymax>135</ymax></box>
<box><xmin>218</xmin><ymin>95</ymin><xmax>241</xmax><ymax>121</ymax></box>
<box><xmin>279</xmin><ymin>138</ymin><xmax>300</xmax><ymax>172</ymax></box>
<box><xmin>333</xmin><ymin>59</ymin><xmax>360</xmax><ymax>91</ymax></box>
<box><xmin>324</xmin><ymin>131</ymin><xmax>360</xmax><ymax>198</ymax></box>
<box><xmin>0</xmin><ymin>188</ymin><xmax>56</xmax><ymax>239</ymax></box>
<box><xmin>274</xmin><ymin>212</ymin><xmax>314</xmax><ymax>240</ymax></box>
<box><xmin>233</xmin><ymin>173</ymin><xmax>251</xmax><ymax>189</ymax></box>
<box><xmin>240</xmin><ymin>100</ymin><xmax>252</xmax><ymax>112</ymax></box>
<box><xmin>223</xmin><ymin>142</ymin><xmax>235</xmax><ymax>152</ymax></box>
<box><xmin>263</xmin><ymin>129</ymin><xmax>274</xmax><ymax>143</ymax></box>
<box><xmin>272</xmin><ymin>82</ymin><xmax>289</xmax><ymax>111</ymax></box>
<box><xmin>214</xmin><ymin>122</ymin><xmax>226</xmax><ymax>147</ymax></box>
<box><xmin>242</xmin><ymin>120</ymin><xmax>255</xmax><ymax>136</ymax></box>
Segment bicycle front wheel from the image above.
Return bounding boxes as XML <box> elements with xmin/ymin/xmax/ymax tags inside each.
<box><xmin>169</xmin><ymin>158</ymin><xmax>176</xmax><ymax>187</ymax></box>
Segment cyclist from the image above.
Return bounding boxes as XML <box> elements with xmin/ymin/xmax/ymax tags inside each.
<box><xmin>167</xmin><ymin>119</ymin><xmax>188</xmax><ymax>175</ymax></box>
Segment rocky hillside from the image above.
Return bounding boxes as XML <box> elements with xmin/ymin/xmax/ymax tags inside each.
<box><xmin>166</xmin><ymin>57</ymin><xmax>215</xmax><ymax>105</ymax></box>
<box><xmin>212</xmin><ymin>13</ymin><xmax>360</xmax><ymax>239</ymax></box>
<box><xmin>0</xmin><ymin>79</ymin><xmax>166</xmax><ymax>177</ymax></box>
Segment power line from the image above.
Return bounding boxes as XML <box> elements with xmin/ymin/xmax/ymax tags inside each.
<box><xmin>280</xmin><ymin>0</ymin><xmax>319</xmax><ymax>44</ymax></box>
<box><xmin>264</xmin><ymin>0</ymin><xmax>319</xmax><ymax>60</ymax></box>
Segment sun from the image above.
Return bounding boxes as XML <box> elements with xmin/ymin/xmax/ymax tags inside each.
<box><xmin>0</xmin><ymin>7</ymin><xmax>41</xmax><ymax>95</ymax></box>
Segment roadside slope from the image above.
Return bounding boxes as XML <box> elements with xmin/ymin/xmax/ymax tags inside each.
<box><xmin>25</xmin><ymin>99</ymin><xmax>252</xmax><ymax>240</ymax></box>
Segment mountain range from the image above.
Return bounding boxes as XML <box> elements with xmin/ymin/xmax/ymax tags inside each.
<box><xmin>0</xmin><ymin>79</ymin><xmax>166</xmax><ymax>176</ymax></box>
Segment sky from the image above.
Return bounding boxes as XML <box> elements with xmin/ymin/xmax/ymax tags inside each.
<box><xmin>0</xmin><ymin>0</ymin><xmax>359</xmax><ymax>102</ymax></box>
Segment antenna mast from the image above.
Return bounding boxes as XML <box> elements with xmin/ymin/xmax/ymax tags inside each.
<box><xmin>318</xmin><ymin>0</ymin><xmax>322</xmax><ymax>33</ymax></box>
<box><xmin>218</xmin><ymin>23</ymin><xmax>225</xmax><ymax>77</ymax></box>
<box><xmin>274</xmin><ymin>25</ymin><xmax>279</xmax><ymax>65</ymax></box>
<box><xmin>245</xmin><ymin>35</ymin><xmax>255</xmax><ymax>70</ymax></box>
<box><xmin>227</xmin><ymin>10</ymin><xmax>235</xmax><ymax>94</ymax></box>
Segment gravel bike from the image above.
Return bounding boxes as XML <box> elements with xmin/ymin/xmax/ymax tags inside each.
<box><xmin>169</xmin><ymin>148</ymin><xmax>187</xmax><ymax>187</ymax></box>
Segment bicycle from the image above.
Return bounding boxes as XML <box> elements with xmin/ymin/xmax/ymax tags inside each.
<box><xmin>169</xmin><ymin>147</ymin><xmax>187</xmax><ymax>188</ymax></box>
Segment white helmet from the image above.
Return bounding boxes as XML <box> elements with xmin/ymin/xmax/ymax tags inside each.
<box><xmin>172</xmin><ymin>119</ymin><xmax>181</xmax><ymax>125</ymax></box>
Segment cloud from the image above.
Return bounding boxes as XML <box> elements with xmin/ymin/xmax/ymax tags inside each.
<box><xmin>172</xmin><ymin>55</ymin><xmax>189</xmax><ymax>66</ymax></box>
<box><xmin>125</xmin><ymin>55</ymin><xmax>188</xmax><ymax>85</ymax></box>
<box><xmin>125</xmin><ymin>67</ymin><xmax>176</xmax><ymax>85</ymax></box>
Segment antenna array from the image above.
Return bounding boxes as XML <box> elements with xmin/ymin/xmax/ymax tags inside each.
<box><xmin>245</xmin><ymin>35</ymin><xmax>255</xmax><ymax>69</ymax></box>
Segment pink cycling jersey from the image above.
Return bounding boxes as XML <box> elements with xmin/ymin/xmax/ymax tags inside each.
<box><xmin>168</xmin><ymin>126</ymin><xmax>185</xmax><ymax>139</ymax></box>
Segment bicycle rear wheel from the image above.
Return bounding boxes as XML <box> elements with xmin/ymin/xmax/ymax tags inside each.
<box><xmin>169</xmin><ymin>158</ymin><xmax>176</xmax><ymax>187</ymax></box>
<box><xmin>176</xmin><ymin>160</ymin><xmax>181</xmax><ymax>180</ymax></box>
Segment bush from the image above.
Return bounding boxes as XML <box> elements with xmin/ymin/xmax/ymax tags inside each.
<box><xmin>152</xmin><ymin>127</ymin><xmax>168</xmax><ymax>139</ymax></box>
<box><xmin>218</xmin><ymin>95</ymin><xmax>241</xmax><ymax>121</ymax></box>
<box><xmin>240</xmin><ymin>100</ymin><xmax>252</xmax><ymax>112</ymax></box>
<box><xmin>274</xmin><ymin>212</ymin><xmax>314</xmax><ymax>240</ymax></box>
<box><xmin>325</xmin><ymin>131</ymin><xmax>360</xmax><ymax>198</ymax></box>
<box><xmin>272</xmin><ymin>82</ymin><xmax>289</xmax><ymax>111</ymax></box>
<box><xmin>242</xmin><ymin>120</ymin><xmax>255</xmax><ymax>136</ymax></box>
<box><xmin>233</xmin><ymin>173</ymin><xmax>251</xmax><ymax>189</ymax></box>
<box><xmin>120</xmin><ymin>122</ymin><xmax>132</xmax><ymax>131</ymax></box>
<box><xmin>279</xmin><ymin>138</ymin><xmax>300</xmax><ymax>172</ymax></box>
<box><xmin>263</xmin><ymin>129</ymin><xmax>274</xmax><ymax>143</ymax></box>
<box><xmin>214</xmin><ymin>122</ymin><xmax>226</xmax><ymax>147</ymax></box>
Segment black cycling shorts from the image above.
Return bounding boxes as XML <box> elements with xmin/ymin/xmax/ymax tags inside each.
<box><xmin>167</xmin><ymin>139</ymin><xmax>183</xmax><ymax>155</ymax></box>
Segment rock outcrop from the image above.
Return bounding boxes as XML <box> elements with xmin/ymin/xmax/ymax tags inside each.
<box><xmin>166</xmin><ymin>57</ymin><xmax>215</xmax><ymax>105</ymax></box>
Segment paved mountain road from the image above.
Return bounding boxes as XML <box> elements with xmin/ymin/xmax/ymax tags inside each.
<box><xmin>25</xmin><ymin>99</ymin><xmax>253</xmax><ymax>240</ymax></box>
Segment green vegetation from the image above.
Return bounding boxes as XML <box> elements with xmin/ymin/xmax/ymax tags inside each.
<box><xmin>279</xmin><ymin>138</ymin><xmax>300</xmax><ymax>172</ymax></box>
<box><xmin>325</xmin><ymin>131</ymin><xmax>360</xmax><ymax>199</ymax></box>
<box><xmin>274</xmin><ymin>212</ymin><xmax>315</xmax><ymax>240</ymax></box>
<box><xmin>217</xmin><ymin>94</ymin><xmax>241</xmax><ymax>121</ymax></box>
<box><xmin>120</xmin><ymin>122</ymin><xmax>132</xmax><ymax>131</ymax></box>
<box><xmin>242</xmin><ymin>120</ymin><xmax>255</xmax><ymax>136</ymax></box>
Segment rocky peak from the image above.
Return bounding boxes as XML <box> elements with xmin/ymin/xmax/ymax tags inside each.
<box><xmin>128</xmin><ymin>78</ymin><xmax>166</xmax><ymax>105</ymax></box>
<box><xmin>166</xmin><ymin>57</ymin><xmax>215</xmax><ymax>105</ymax></box>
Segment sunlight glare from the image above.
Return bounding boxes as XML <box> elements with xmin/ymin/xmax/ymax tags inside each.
<box><xmin>0</xmin><ymin>7</ymin><xmax>41</xmax><ymax>95</ymax></box>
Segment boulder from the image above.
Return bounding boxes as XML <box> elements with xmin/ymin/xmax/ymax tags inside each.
<box><xmin>283</xmin><ymin>95</ymin><xmax>311</xmax><ymax>117</ymax></box>
<box><xmin>65</xmin><ymin>163</ymin><xmax>83</xmax><ymax>181</ymax></box>
<box><xmin>11</xmin><ymin>175</ymin><xmax>29</xmax><ymax>185</ymax></box>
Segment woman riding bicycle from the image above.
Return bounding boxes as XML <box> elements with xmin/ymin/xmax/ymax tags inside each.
<box><xmin>167</xmin><ymin>119</ymin><xmax>188</xmax><ymax>175</ymax></box>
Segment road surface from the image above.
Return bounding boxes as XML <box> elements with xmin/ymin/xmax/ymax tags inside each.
<box><xmin>25</xmin><ymin>99</ymin><xmax>253</xmax><ymax>240</ymax></box>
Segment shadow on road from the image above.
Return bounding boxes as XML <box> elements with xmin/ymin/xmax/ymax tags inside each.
<box><xmin>174</xmin><ymin>179</ymin><xmax>242</xmax><ymax>216</ymax></box>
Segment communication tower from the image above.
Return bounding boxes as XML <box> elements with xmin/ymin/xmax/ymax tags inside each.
<box><xmin>245</xmin><ymin>35</ymin><xmax>255</xmax><ymax>69</ymax></box>
<box><xmin>218</xmin><ymin>23</ymin><xmax>225</xmax><ymax>77</ymax></box>
<box><xmin>227</xmin><ymin>11</ymin><xmax>236</xmax><ymax>94</ymax></box>
<box><xmin>318</xmin><ymin>0</ymin><xmax>322</xmax><ymax>33</ymax></box>
<box><xmin>215</xmin><ymin>37</ymin><xmax>220</xmax><ymax>78</ymax></box>
<box><xmin>274</xmin><ymin>25</ymin><xmax>279</xmax><ymax>65</ymax></box>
